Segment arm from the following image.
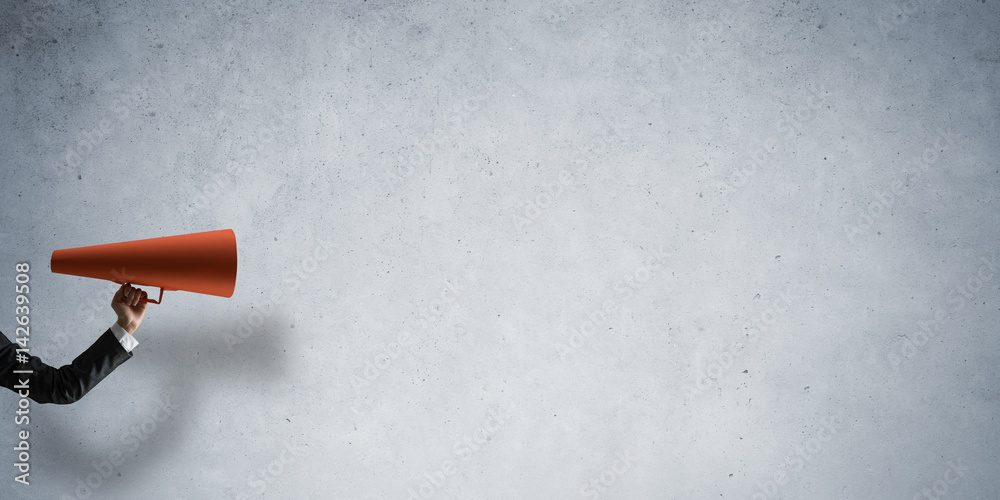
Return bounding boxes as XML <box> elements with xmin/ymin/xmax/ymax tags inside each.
<box><xmin>0</xmin><ymin>327</ymin><xmax>132</xmax><ymax>404</ymax></box>
<box><xmin>0</xmin><ymin>283</ymin><xmax>148</xmax><ymax>405</ymax></box>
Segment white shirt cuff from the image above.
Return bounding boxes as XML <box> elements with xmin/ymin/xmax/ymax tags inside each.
<box><xmin>110</xmin><ymin>322</ymin><xmax>139</xmax><ymax>353</ymax></box>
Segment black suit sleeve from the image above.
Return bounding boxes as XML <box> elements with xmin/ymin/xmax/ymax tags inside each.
<box><xmin>0</xmin><ymin>328</ymin><xmax>133</xmax><ymax>404</ymax></box>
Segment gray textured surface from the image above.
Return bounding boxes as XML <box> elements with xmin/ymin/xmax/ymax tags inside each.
<box><xmin>1</xmin><ymin>0</ymin><xmax>999</xmax><ymax>498</ymax></box>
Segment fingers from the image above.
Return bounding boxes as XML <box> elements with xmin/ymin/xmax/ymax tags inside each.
<box><xmin>119</xmin><ymin>283</ymin><xmax>146</xmax><ymax>306</ymax></box>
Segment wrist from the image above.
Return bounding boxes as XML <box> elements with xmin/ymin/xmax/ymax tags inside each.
<box><xmin>116</xmin><ymin>318</ymin><xmax>138</xmax><ymax>335</ymax></box>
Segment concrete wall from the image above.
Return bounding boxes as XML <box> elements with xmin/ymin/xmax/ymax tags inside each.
<box><xmin>1</xmin><ymin>0</ymin><xmax>998</xmax><ymax>498</ymax></box>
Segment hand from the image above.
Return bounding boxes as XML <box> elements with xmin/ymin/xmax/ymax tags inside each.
<box><xmin>111</xmin><ymin>283</ymin><xmax>148</xmax><ymax>335</ymax></box>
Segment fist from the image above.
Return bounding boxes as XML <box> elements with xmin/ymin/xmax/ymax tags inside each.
<box><xmin>111</xmin><ymin>283</ymin><xmax>148</xmax><ymax>334</ymax></box>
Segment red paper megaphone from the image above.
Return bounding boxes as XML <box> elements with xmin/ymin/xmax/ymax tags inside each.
<box><xmin>50</xmin><ymin>229</ymin><xmax>237</xmax><ymax>304</ymax></box>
